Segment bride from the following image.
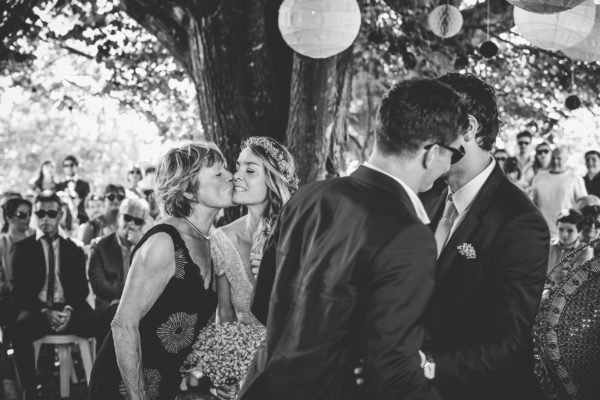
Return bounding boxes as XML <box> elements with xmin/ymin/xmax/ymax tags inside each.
<box><xmin>212</xmin><ymin>136</ymin><xmax>298</xmax><ymax>326</ymax></box>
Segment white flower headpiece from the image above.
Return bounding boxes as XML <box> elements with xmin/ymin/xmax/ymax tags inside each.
<box><xmin>243</xmin><ymin>136</ymin><xmax>299</xmax><ymax>193</ymax></box>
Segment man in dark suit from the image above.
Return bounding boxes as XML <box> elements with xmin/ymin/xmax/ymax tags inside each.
<box><xmin>88</xmin><ymin>198</ymin><xmax>148</xmax><ymax>346</ymax></box>
<box><xmin>419</xmin><ymin>73</ymin><xmax>550</xmax><ymax>400</ymax></box>
<box><xmin>55</xmin><ymin>155</ymin><xmax>91</xmax><ymax>223</ymax></box>
<box><xmin>239</xmin><ymin>78</ymin><xmax>469</xmax><ymax>400</ymax></box>
<box><xmin>11</xmin><ymin>193</ymin><xmax>97</xmax><ymax>399</ymax></box>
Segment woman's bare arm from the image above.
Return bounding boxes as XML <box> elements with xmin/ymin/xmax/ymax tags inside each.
<box><xmin>111</xmin><ymin>233</ymin><xmax>175</xmax><ymax>400</ymax></box>
<box><xmin>217</xmin><ymin>274</ymin><xmax>236</xmax><ymax>323</ymax></box>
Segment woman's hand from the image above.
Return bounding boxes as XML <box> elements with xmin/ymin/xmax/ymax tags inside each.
<box><xmin>212</xmin><ymin>383</ymin><xmax>237</xmax><ymax>400</ymax></box>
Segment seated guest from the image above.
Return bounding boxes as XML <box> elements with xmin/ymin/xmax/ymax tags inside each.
<box><xmin>493</xmin><ymin>148</ymin><xmax>509</xmax><ymax>170</ymax></box>
<box><xmin>583</xmin><ymin>150</ymin><xmax>600</xmax><ymax>197</ymax></box>
<box><xmin>88</xmin><ymin>198</ymin><xmax>148</xmax><ymax>346</ymax></box>
<box><xmin>580</xmin><ymin>205</ymin><xmax>600</xmax><ymax>256</ymax></box>
<box><xmin>504</xmin><ymin>157</ymin><xmax>527</xmax><ymax>191</ymax></box>
<box><xmin>29</xmin><ymin>160</ymin><xmax>57</xmax><ymax>194</ymax></box>
<box><xmin>11</xmin><ymin>192</ymin><xmax>97</xmax><ymax>399</ymax></box>
<box><xmin>56</xmin><ymin>155</ymin><xmax>91</xmax><ymax>224</ymax></box>
<box><xmin>547</xmin><ymin>209</ymin><xmax>593</xmax><ymax>283</ymax></box>
<box><xmin>531</xmin><ymin>147</ymin><xmax>587</xmax><ymax>238</ymax></box>
<box><xmin>78</xmin><ymin>184</ymin><xmax>125</xmax><ymax>245</ymax></box>
<box><xmin>125</xmin><ymin>165</ymin><xmax>144</xmax><ymax>199</ymax></box>
<box><xmin>0</xmin><ymin>198</ymin><xmax>33</xmax><ymax>324</ymax></box>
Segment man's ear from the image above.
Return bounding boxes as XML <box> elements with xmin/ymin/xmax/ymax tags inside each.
<box><xmin>464</xmin><ymin>114</ymin><xmax>479</xmax><ymax>142</ymax></box>
<box><xmin>423</xmin><ymin>145</ymin><xmax>439</xmax><ymax>169</ymax></box>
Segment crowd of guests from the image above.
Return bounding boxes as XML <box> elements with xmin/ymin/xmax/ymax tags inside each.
<box><xmin>493</xmin><ymin>132</ymin><xmax>600</xmax><ymax>276</ymax></box>
<box><xmin>0</xmin><ymin>155</ymin><xmax>161</xmax><ymax>399</ymax></box>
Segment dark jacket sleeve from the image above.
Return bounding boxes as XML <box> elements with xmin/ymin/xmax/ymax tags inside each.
<box><xmin>363</xmin><ymin>223</ymin><xmax>442</xmax><ymax>400</ymax></box>
<box><xmin>429</xmin><ymin>212</ymin><xmax>549</xmax><ymax>382</ymax></box>
<box><xmin>65</xmin><ymin>242</ymin><xmax>90</xmax><ymax>311</ymax></box>
<box><xmin>88</xmin><ymin>243</ymin><xmax>124</xmax><ymax>302</ymax></box>
<box><xmin>250</xmin><ymin>219</ymin><xmax>279</xmax><ymax>325</ymax></box>
<box><xmin>12</xmin><ymin>240</ymin><xmax>45</xmax><ymax>312</ymax></box>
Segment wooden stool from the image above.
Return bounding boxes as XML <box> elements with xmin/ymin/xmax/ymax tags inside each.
<box><xmin>33</xmin><ymin>335</ymin><xmax>95</xmax><ymax>398</ymax></box>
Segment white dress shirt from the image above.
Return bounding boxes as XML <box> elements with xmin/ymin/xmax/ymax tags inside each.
<box><xmin>363</xmin><ymin>162</ymin><xmax>430</xmax><ymax>224</ymax></box>
<box><xmin>36</xmin><ymin>229</ymin><xmax>67</xmax><ymax>305</ymax></box>
<box><xmin>444</xmin><ymin>157</ymin><xmax>496</xmax><ymax>241</ymax></box>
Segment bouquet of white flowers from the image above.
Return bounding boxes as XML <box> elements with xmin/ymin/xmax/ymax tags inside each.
<box><xmin>181</xmin><ymin>322</ymin><xmax>266</xmax><ymax>389</ymax></box>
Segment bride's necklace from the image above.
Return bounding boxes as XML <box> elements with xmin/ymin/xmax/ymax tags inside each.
<box><xmin>183</xmin><ymin>216</ymin><xmax>210</xmax><ymax>240</ymax></box>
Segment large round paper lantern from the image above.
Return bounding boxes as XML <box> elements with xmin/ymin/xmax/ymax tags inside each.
<box><xmin>428</xmin><ymin>5</ymin><xmax>463</xmax><ymax>38</ymax></box>
<box><xmin>278</xmin><ymin>0</ymin><xmax>361</xmax><ymax>59</ymax></box>
<box><xmin>507</xmin><ymin>0</ymin><xmax>586</xmax><ymax>14</ymax></box>
<box><xmin>563</xmin><ymin>9</ymin><xmax>600</xmax><ymax>61</ymax></box>
<box><xmin>514</xmin><ymin>0</ymin><xmax>595</xmax><ymax>51</ymax></box>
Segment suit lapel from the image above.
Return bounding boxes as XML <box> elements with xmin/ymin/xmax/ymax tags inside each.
<box><xmin>436</xmin><ymin>165</ymin><xmax>505</xmax><ymax>282</ymax></box>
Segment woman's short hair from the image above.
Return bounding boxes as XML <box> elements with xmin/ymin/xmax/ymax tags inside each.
<box><xmin>103</xmin><ymin>184</ymin><xmax>125</xmax><ymax>196</ymax></box>
<box><xmin>156</xmin><ymin>142</ymin><xmax>226</xmax><ymax>218</ymax></box>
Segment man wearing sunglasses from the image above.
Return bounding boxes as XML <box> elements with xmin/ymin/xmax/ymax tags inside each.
<box><xmin>88</xmin><ymin>198</ymin><xmax>149</xmax><ymax>349</ymax></box>
<box><xmin>516</xmin><ymin>130</ymin><xmax>533</xmax><ymax>173</ymax></box>
<box><xmin>417</xmin><ymin>73</ymin><xmax>550</xmax><ymax>400</ymax></box>
<box><xmin>55</xmin><ymin>155</ymin><xmax>91</xmax><ymax>224</ymax></box>
<box><xmin>11</xmin><ymin>193</ymin><xmax>97</xmax><ymax>399</ymax></box>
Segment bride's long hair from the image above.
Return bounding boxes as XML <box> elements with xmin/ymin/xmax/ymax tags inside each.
<box><xmin>241</xmin><ymin>136</ymin><xmax>299</xmax><ymax>254</ymax></box>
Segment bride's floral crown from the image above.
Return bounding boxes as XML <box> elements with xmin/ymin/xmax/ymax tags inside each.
<box><xmin>242</xmin><ymin>136</ymin><xmax>299</xmax><ymax>193</ymax></box>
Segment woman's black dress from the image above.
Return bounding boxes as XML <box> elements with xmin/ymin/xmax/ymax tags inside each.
<box><xmin>88</xmin><ymin>224</ymin><xmax>217</xmax><ymax>399</ymax></box>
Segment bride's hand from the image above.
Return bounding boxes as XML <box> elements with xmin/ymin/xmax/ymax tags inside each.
<box><xmin>179</xmin><ymin>370</ymin><xmax>204</xmax><ymax>391</ymax></box>
<box><xmin>211</xmin><ymin>383</ymin><xmax>237</xmax><ymax>400</ymax></box>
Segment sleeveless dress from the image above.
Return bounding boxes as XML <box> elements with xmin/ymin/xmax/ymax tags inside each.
<box><xmin>88</xmin><ymin>224</ymin><xmax>217</xmax><ymax>400</ymax></box>
<box><xmin>211</xmin><ymin>228</ymin><xmax>261</xmax><ymax>326</ymax></box>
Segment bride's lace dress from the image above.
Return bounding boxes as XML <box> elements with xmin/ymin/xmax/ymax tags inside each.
<box><xmin>211</xmin><ymin>227</ymin><xmax>262</xmax><ymax>326</ymax></box>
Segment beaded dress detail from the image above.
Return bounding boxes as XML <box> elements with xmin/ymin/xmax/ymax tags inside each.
<box><xmin>211</xmin><ymin>228</ymin><xmax>262</xmax><ymax>326</ymax></box>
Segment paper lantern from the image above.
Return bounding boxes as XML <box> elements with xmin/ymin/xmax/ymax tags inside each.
<box><xmin>428</xmin><ymin>5</ymin><xmax>463</xmax><ymax>38</ymax></box>
<box><xmin>479</xmin><ymin>40</ymin><xmax>499</xmax><ymax>58</ymax></box>
<box><xmin>514</xmin><ymin>0</ymin><xmax>595</xmax><ymax>50</ymax></box>
<box><xmin>278</xmin><ymin>0</ymin><xmax>361</xmax><ymax>59</ymax></box>
<box><xmin>507</xmin><ymin>0</ymin><xmax>586</xmax><ymax>14</ymax></box>
<box><xmin>562</xmin><ymin>9</ymin><xmax>600</xmax><ymax>61</ymax></box>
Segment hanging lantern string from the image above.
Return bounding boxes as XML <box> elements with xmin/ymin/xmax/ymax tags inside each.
<box><xmin>486</xmin><ymin>0</ymin><xmax>490</xmax><ymax>40</ymax></box>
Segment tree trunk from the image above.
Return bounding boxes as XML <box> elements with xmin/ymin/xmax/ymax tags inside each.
<box><xmin>286</xmin><ymin>47</ymin><xmax>354</xmax><ymax>183</ymax></box>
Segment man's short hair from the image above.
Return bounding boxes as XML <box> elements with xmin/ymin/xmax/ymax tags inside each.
<box><xmin>375</xmin><ymin>78</ymin><xmax>468</xmax><ymax>156</ymax></box>
<box><xmin>517</xmin><ymin>131</ymin><xmax>532</xmax><ymax>141</ymax></box>
<box><xmin>557</xmin><ymin>209</ymin><xmax>584</xmax><ymax>230</ymax></box>
<box><xmin>63</xmin><ymin>155</ymin><xmax>79</xmax><ymax>166</ymax></box>
<box><xmin>35</xmin><ymin>192</ymin><xmax>62</xmax><ymax>208</ymax></box>
<box><xmin>437</xmin><ymin>73</ymin><xmax>500</xmax><ymax>151</ymax></box>
<box><xmin>585</xmin><ymin>150</ymin><xmax>600</xmax><ymax>159</ymax></box>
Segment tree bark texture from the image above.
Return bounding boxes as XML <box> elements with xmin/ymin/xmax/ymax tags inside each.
<box><xmin>286</xmin><ymin>48</ymin><xmax>354</xmax><ymax>183</ymax></box>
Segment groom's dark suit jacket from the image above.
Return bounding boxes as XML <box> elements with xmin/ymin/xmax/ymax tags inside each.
<box><xmin>420</xmin><ymin>164</ymin><xmax>549</xmax><ymax>400</ymax></box>
<box><xmin>240</xmin><ymin>166</ymin><xmax>441</xmax><ymax>400</ymax></box>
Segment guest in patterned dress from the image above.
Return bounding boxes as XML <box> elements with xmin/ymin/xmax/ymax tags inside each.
<box><xmin>88</xmin><ymin>142</ymin><xmax>233</xmax><ymax>400</ymax></box>
<box><xmin>212</xmin><ymin>137</ymin><xmax>298</xmax><ymax>327</ymax></box>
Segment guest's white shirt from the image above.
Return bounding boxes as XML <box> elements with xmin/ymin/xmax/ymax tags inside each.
<box><xmin>363</xmin><ymin>162</ymin><xmax>430</xmax><ymax>224</ymax></box>
<box><xmin>446</xmin><ymin>157</ymin><xmax>496</xmax><ymax>240</ymax></box>
<box><xmin>36</xmin><ymin>229</ymin><xmax>67</xmax><ymax>305</ymax></box>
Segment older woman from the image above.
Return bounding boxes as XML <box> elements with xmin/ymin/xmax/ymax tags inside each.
<box><xmin>88</xmin><ymin>143</ymin><xmax>233</xmax><ymax>400</ymax></box>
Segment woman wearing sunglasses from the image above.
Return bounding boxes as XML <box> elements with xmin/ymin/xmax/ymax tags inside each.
<box><xmin>0</xmin><ymin>198</ymin><xmax>33</xmax><ymax>324</ymax></box>
<box><xmin>0</xmin><ymin>198</ymin><xmax>34</xmax><ymax>289</ymax></box>
<box><xmin>78</xmin><ymin>184</ymin><xmax>126</xmax><ymax>245</ymax></box>
<box><xmin>522</xmin><ymin>141</ymin><xmax>552</xmax><ymax>189</ymax></box>
<box><xmin>89</xmin><ymin>142</ymin><xmax>233</xmax><ymax>400</ymax></box>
